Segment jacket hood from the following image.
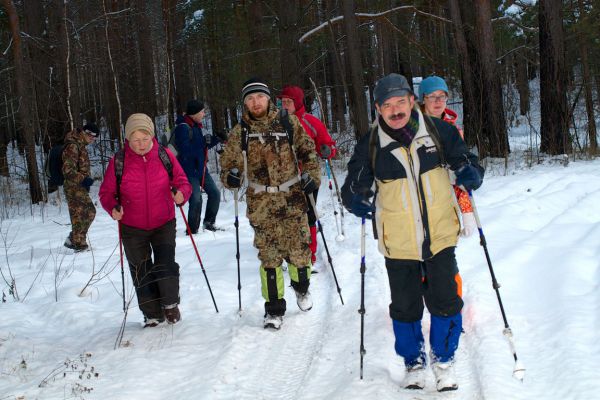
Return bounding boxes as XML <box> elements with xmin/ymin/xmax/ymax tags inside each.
<box><xmin>64</xmin><ymin>129</ymin><xmax>88</xmax><ymax>146</ymax></box>
<box><xmin>278</xmin><ymin>85</ymin><xmax>305</xmax><ymax>113</ymax></box>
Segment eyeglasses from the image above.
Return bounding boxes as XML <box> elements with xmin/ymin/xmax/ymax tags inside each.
<box><xmin>424</xmin><ymin>94</ymin><xmax>448</xmax><ymax>103</ymax></box>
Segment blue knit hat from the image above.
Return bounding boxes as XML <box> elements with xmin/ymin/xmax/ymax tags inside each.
<box><xmin>419</xmin><ymin>76</ymin><xmax>449</xmax><ymax>101</ymax></box>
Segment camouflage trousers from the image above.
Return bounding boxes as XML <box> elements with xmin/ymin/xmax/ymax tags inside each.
<box><xmin>64</xmin><ymin>184</ymin><xmax>96</xmax><ymax>247</ymax></box>
<box><xmin>252</xmin><ymin>213</ymin><xmax>312</xmax><ymax>269</ymax></box>
<box><xmin>253</xmin><ymin>214</ymin><xmax>312</xmax><ymax>316</ymax></box>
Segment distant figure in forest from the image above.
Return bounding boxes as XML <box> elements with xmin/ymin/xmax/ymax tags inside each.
<box><xmin>99</xmin><ymin>113</ymin><xmax>191</xmax><ymax>327</ymax></box>
<box><xmin>173</xmin><ymin>100</ymin><xmax>222</xmax><ymax>233</ymax></box>
<box><xmin>63</xmin><ymin>123</ymin><xmax>99</xmax><ymax>252</ymax></box>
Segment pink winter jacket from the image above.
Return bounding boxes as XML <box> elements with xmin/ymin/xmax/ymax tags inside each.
<box><xmin>99</xmin><ymin>138</ymin><xmax>192</xmax><ymax>231</ymax></box>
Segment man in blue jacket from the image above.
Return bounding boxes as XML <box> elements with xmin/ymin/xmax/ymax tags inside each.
<box><xmin>341</xmin><ymin>74</ymin><xmax>484</xmax><ymax>392</ymax></box>
<box><xmin>174</xmin><ymin>100</ymin><xmax>221</xmax><ymax>233</ymax></box>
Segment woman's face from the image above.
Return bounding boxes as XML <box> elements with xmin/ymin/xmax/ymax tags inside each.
<box><xmin>129</xmin><ymin>130</ymin><xmax>153</xmax><ymax>155</ymax></box>
<box><xmin>423</xmin><ymin>89</ymin><xmax>448</xmax><ymax>118</ymax></box>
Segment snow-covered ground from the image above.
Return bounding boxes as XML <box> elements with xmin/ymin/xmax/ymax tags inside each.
<box><xmin>1</xmin><ymin>156</ymin><xmax>600</xmax><ymax>400</ymax></box>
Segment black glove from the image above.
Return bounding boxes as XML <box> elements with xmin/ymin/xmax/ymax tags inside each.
<box><xmin>455</xmin><ymin>163</ymin><xmax>482</xmax><ymax>191</ymax></box>
<box><xmin>301</xmin><ymin>172</ymin><xmax>318</xmax><ymax>194</ymax></box>
<box><xmin>320</xmin><ymin>144</ymin><xmax>331</xmax><ymax>159</ymax></box>
<box><xmin>215</xmin><ymin>130</ymin><xmax>228</xmax><ymax>142</ymax></box>
<box><xmin>204</xmin><ymin>134</ymin><xmax>213</xmax><ymax>146</ymax></box>
<box><xmin>216</xmin><ymin>143</ymin><xmax>224</xmax><ymax>154</ymax></box>
<box><xmin>81</xmin><ymin>176</ymin><xmax>94</xmax><ymax>192</ymax></box>
<box><xmin>227</xmin><ymin>168</ymin><xmax>241</xmax><ymax>188</ymax></box>
<box><xmin>350</xmin><ymin>189</ymin><xmax>374</xmax><ymax>219</ymax></box>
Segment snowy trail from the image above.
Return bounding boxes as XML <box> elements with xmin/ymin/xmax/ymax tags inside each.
<box><xmin>2</xmin><ymin>159</ymin><xmax>600</xmax><ymax>399</ymax></box>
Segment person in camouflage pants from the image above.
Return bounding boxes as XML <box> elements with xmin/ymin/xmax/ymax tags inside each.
<box><xmin>62</xmin><ymin>123</ymin><xmax>99</xmax><ymax>251</ymax></box>
<box><xmin>220</xmin><ymin>78</ymin><xmax>321</xmax><ymax>330</ymax></box>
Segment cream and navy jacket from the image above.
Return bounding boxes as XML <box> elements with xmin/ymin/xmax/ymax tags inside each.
<box><xmin>341</xmin><ymin>108</ymin><xmax>483</xmax><ymax>261</ymax></box>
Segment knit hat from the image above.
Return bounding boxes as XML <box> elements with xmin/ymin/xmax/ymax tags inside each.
<box><xmin>277</xmin><ymin>85</ymin><xmax>304</xmax><ymax>112</ymax></box>
<box><xmin>241</xmin><ymin>77</ymin><xmax>271</xmax><ymax>102</ymax></box>
<box><xmin>82</xmin><ymin>123</ymin><xmax>100</xmax><ymax>137</ymax></box>
<box><xmin>186</xmin><ymin>99</ymin><xmax>205</xmax><ymax>116</ymax></box>
<box><xmin>419</xmin><ymin>76</ymin><xmax>448</xmax><ymax>101</ymax></box>
<box><xmin>125</xmin><ymin>113</ymin><xmax>155</xmax><ymax>141</ymax></box>
<box><xmin>373</xmin><ymin>73</ymin><xmax>413</xmax><ymax>105</ymax></box>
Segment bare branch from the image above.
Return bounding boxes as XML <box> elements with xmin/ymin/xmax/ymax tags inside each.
<box><xmin>299</xmin><ymin>5</ymin><xmax>451</xmax><ymax>43</ymax></box>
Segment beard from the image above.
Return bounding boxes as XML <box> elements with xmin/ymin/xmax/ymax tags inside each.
<box><xmin>249</xmin><ymin>105</ymin><xmax>268</xmax><ymax>119</ymax></box>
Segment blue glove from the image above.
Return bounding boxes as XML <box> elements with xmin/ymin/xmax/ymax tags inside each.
<box><xmin>81</xmin><ymin>176</ymin><xmax>94</xmax><ymax>191</ymax></box>
<box><xmin>455</xmin><ymin>163</ymin><xmax>482</xmax><ymax>191</ymax></box>
<box><xmin>350</xmin><ymin>190</ymin><xmax>374</xmax><ymax>219</ymax></box>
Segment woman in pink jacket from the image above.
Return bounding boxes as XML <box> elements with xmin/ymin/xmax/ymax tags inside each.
<box><xmin>99</xmin><ymin>113</ymin><xmax>192</xmax><ymax>327</ymax></box>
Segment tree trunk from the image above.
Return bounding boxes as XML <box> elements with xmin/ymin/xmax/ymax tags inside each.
<box><xmin>135</xmin><ymin>0</ymin><xmax>157</xmax><ymax>117</ymax></box>
<box><xmin>342</xmin><ymin>0</ymin><xmax>369</xmax><ymax>138</ymax></box>
<box><xmin>576</xmin><ymin>0</ymin><xmax>597</xmax><ymax>154</ymax></box>
<box><xmin>539</xmin><ymin>0</ymin><xmax>570</xmax><ymax>155</ymax></box>
<box><xmin>473</xmin><ymin>0</ymin><xmax>509</xmax><ymax>157</ymax></box>
<box><xmin>514</xmin><ymin>52</ymin><xmax>530</xmax><ymax>116</ymax></box>
<box><xmin>278</xmin><ymin>1</ymin><xmax>301</xmax><ymax>87</ymax></box>
<box><xmin>2</xmin><ymin>0</ymin><xmax>45</xmax><ymax>203</ymax></box>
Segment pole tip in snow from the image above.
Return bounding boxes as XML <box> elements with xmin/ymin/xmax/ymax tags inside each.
<box><xmin>513</xmin><ymin>360</ymin><xmax>526</xmax><ymax>381</ymax></box>
<box><xmin>335</xmin><ymin>234</ymin><xmax>345</xmax><ymax>242</ymax></box>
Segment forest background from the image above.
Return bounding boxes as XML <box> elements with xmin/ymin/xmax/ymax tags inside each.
<box><xmin>0</xmin><ymin>0</ymin><xmax>598</xmax><ymax>206</ymax></box>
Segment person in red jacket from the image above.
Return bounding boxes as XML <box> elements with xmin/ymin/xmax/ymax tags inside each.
<box><xmin>278</xmin><ymin>85</ymin><xmax>336</xmax><ymax>265</ymax></box>
<box><xmin>99</xmin><ymin>113</ymin><xmax>192</xmax><ymax>327</ymax></box>
<box><xmin>420</xmin><ymin>76</ymin><xmax>475</xmax><ymax>237</ymax></box>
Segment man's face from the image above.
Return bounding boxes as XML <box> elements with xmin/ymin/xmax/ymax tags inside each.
<box><xmin>190</xmin><ymin>110</ymin><xmax>205</xmax><ymax>124</ymax></box>
<box><xmin>281</xmin><ymin>97</ymin><xmax>296</xmax><ymax>114</ymax></box>
<box><xmin>84</xmin><ymin>130</ymin><xmax>97</xmax><ymax>144</ymax></box>
<box><xmin>423</xmin><ymin>90</ymin><xmax>448</xmax><ymax>118</ymax></box>
<box><xmin>244</xmin><ymin>93</ymin><xmax>270</xmax><ymax>118</ymax></box>
<box><xmin>375</xmin><ymin>94</ymin><xmax>415</xmax><ymax>130</ymax></box>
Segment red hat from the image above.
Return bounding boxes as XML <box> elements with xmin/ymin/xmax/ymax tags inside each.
<box><xmin>277</xmin><ymin>85</ymin><xmax>304</xmax><ymax>112</ymax></box>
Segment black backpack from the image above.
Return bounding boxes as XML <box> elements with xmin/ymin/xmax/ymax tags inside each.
<box><xmin>113</xmin><ymin>145</ymin><xmax>173</xmax><ymax>206</ymax></box>
<box><xmin>46</xmin><ymin>145</ymin><xmax>65</xmax><ymax>193</ymax></box>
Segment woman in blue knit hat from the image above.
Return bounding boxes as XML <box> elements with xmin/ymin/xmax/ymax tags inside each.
<box><xmin>420</xmin><ymin>77</ymin><xmax>476</xmax><ymax>239</ymax></box>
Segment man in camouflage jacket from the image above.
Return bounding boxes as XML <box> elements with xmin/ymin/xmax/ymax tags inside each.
<box><xmin>220</xmin><ymin>78</ymin><xmax>321</xmax><ymax>329</ymax></box>
<box><xmin>62</xmin><ymin>123</ymin><xmax>99</xmax><ymax>251</ymax></box>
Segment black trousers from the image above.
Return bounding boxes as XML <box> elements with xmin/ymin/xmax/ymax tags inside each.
<box><xmin>385</xmin><ymin>247</ymin><xmax>463</xmax><ymax>322</ymax></box>
<box><xmin>121</xmin><ymin>218</ymin><xmax>180</xmax><ymax>320</ymax></box>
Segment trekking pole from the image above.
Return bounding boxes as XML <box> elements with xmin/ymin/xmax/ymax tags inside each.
<box><xmin>359</xmin><ymin>216</ymin><xmax>367</xmax><ymax>379</ymax></box>
<box><xmin>176</xmin><ymin>198</ymin><xmax>219</xmax><ymax>313</ymax></box>
<box><xmin>324</xmin><ymin>159</ymin><xmax>344</xmax><ymax>241</ymax></box>
<box><xmin>326</xmin><ymin>160</ymin><xmax>346</xmax><ymax>238</ymax></box>
<box><xmin>117</xmin><ymin>217</ymin><xmax>126</xmax><ymax>314</ymax></box>
<box><xmin>307</xmin><ymin>192</ymin><xmax>344</xmax><ymax>305</ymax></box>
<box><xmin>234</xmin><ymin>188</ymin><xmax>242</xmax><ymax>314</ymax></box>
<box><xmin>469</xmin><ymin>191</ymin><xmax>525</xmax><ymax>381</ymax></box>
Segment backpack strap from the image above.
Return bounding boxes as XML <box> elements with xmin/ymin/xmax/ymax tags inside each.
<box><xmin>114</xmin><ymin>149</ymin><xmax>125</xmax><ymax>205</ymax></box>
<box><xmin>423</xmin><ymin>114</ymin><xmax>447</xmax><ymax>167</ymax></box>
<box><xmin>157</xmin><ymin>145</ymin><xmax>174</xmax><ymax>180</ymax></box>
<box><xmin>368</xmin><ymin>124</ymin><xmax>379</xmax><ymax>172</ymax></box>
<box><xmin>279</xmin><ymin>109</ymin><xmax>294</xmax><ymax>148</ymax></box>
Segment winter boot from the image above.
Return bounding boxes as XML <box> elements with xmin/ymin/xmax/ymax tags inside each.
<box><xmin>143</xmin><ymin>317</ymin><xmax>164</xmax><ymax>328</ymax></box>
<box><xmin>203</xmin><ymin>221</ymin><xmax>218</xmax><ymax>232</ymax></box>
<box><xmin>64</xmin><ymin>241</ymin><xmax>89</xmax><ymax>252</ymax></box>
<box><xmin>164</xmin><ymin>304</ymin><xmax>181</xmax><ymax>324</ymax></box>
<box><xmin>64</xmin><ymin>232</ymin><xmax>73</xmax><ymax>247</ymax></box>
<box><xmin>432</xmin><ymin>361</ymin><xmax>458</xmax><ymax>392</ymax></box>
<box><xmin>263</xmin><ymin>314</ymin><xmax>283</xmax><ymax>330</ymax></box>
<box><xmin>295</xmin><ymin>290</ymin><xmax>313</xmax><ymax>312</ymax></box>
<box><xmin>403</xmin><ymin>363</ymin><xmax>427</xmax><ymax>390</ymax></box>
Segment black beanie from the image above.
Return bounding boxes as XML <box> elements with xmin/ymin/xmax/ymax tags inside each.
<box><xmin>83</xmin><ymin>123</ymin><xmax>100</xmax><ymax>137</ymax></box>
<box><xmin>186</xmin><ymin>100</ymin><xmax>205</xmax><ymax>115</ymax></box>
<box><xmin>241</xmin><ymin>77</ymin><xmax>271</xmax><ymax>102</ymax></box>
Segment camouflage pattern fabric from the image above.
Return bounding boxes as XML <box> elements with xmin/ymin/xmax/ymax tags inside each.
<box><xmin>62</xmin><ymin>129</ymin><xmax>95</xmax><ymax>246</ymax></box>
<box><xmin>220</xmin><ymin>103</ymin><xmax>320</xmax><ymax>268</ymax></box>
<box><xmin>64</xmin><ymin>185</ymin><xmax>96</xmax><ymax>247</ymax></box>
